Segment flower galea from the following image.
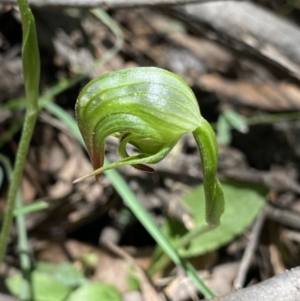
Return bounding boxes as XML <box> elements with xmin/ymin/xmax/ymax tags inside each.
<box><xmin>74</xmin><ymin>67</ymin><xmax>224</xmax><ymax>226</ymax></box>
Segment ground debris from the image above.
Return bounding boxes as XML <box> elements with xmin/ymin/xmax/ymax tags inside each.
<box><xmin>1</xmin><ymin>3</ymin><xmax>300</xmax><ymax>301</ymax></box>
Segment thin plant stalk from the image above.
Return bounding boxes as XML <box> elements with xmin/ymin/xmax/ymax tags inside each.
<box><xmin>0</xmin><ymin>0</ymin><xmax>40</xmax><ymax>264</ymax></box>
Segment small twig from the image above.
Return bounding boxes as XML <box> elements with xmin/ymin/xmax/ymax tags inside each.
<box><xmin>265</xmin><ymin>204</ymin><xmax>300</xmax><ymax>231</ymax></box>
<box><xmin>227</xmin><ymin>169</ymin><xmax>300</xmax><ymax>289</ymax></box>
<box><xmin>223</xmin><ymin>168</ymin><xmax>300</xmax><ymax>194</ymax></box>
<box><xmin>283</xmin><ymin>229</ymin><xmax>300</xmax><ymax>244</ymax></box>
<box><xmin>234</xmin><ymin>207</ymin><xmax>267</xmax><ymax>290</ymax></box>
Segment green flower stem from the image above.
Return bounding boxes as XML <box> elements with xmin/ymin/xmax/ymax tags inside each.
<box><xmin>0</xmin><ymin>0</ymin><xmax>40</xmax><ymax>264</ymax></box>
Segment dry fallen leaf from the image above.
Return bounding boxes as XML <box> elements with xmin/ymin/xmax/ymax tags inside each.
<box><xmin>199</xmin><ymin>74</ymin><xmax>300</xmax><ymax>111</ymax></box>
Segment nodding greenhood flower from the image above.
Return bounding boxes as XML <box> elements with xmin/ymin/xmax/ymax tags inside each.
<box><xmin>75</xmin><ymin>67</ymin><xmax>224</xmax><ymax>225</ymax></box>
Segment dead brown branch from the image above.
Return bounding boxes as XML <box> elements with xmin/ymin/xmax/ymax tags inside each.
<box><xmin>164</xmin><ymin>1</ymin><xmax>300</xmax><ymax>81</ymax></box>
<box><xmin>0</xmin><ymin>0</ymin><xmax>230</xmax><ymax>8</ymax></box>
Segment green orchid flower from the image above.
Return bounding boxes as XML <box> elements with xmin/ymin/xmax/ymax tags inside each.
<box><xmin>74</xmin><ymin>67</ymin><xmax>224</xmax><ymax>226</ymax></box>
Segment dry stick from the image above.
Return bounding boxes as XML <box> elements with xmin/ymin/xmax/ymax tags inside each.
<box><xmin>283</xmin><ymin>230</ymin><xmax>300</xmax><ymax>244</ymax></box>
<box><xmin>164</xmin><ymin>1</ymin><xmax>300</xmax><ymax>81</ymax></box>
<box><xmin>223</xmin><ymin>168</ymin><xmax>300</xmax><ymax>194</ymax></box>
<box><xmin>0</xmin><ymin>0</ymin><xmax>232</xmax><ymax>8</ymax></box>
<box><xmin>202</xmin><ymin>267</ymin><xmax>300</xmax><ymax>301</ymax></box>
<box><xmin>265</xmin><ymin>204</ymin><xmax>300</xmax><ymax>231</ymax></box>
<box><xmin>234</xmin><ymin>207</ymin><xmax>267</xmax><ymax>290</ymax></box>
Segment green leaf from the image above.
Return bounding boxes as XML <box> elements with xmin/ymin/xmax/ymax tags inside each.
<box><xmin>35</xmin><ymin>261</ymin><xmax>87</xmax><ymax>288</ymax></box>
<box><xmin>66</xmin><ymin>283</ymin><xmax>122</xmax><ymax>301</ymax></box>
<box><xmin>79</xmin><ymin>252</ymin><xmax>98</xmax><ymax>270</ymax></box>
<box><xmin>217</xmin><ymin>115</ymin><xmax>232</xmax><ymax>145</ymax></box>
<box><xmin>13</xmin><ymin>201</ymin><xmax>48</xmax><ymax>216</ymax></box>
<box><xmin>35</xmin><ymin>261</ymin><xmax>59</xmax><ymax>274</ymax></box>
<box><xmin>217</xmin><ymin>110</ymin><xmax>248</xmax><ymax>145</ymax></box>
<box><xmin>162</xmin><ymin>181</ymin><xmax>267</xmax><ymax>257</ymax></box>
<box><xmin>19</xmin><ymin>0</ymin><xmax>40</xmax><ymax>107</ymax></box>
<box><xmin>5</xmin><ymin>271</ymin><xmax>72</xmax><ymax>301</ymax></box>
<box><xmin>127</xmin><ymin>266</ymin><xmax>140</xmax><ymax>292</ymax></box>
<box><xmin>223</xmin><ymin>110</ymin><xmax>248</xmax><ymax>134</ymax></box>
<box><xmin>54</xmin><ymin>263</ymin><xmax>87</xmax><ymax>288</ymax></box>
